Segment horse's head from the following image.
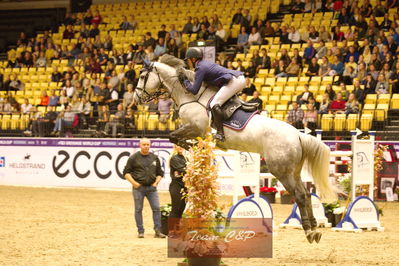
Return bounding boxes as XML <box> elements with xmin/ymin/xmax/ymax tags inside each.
<box><xmin>133</xmin><ymin>59</ymin><xmax>165</xmax><ymax>104</ymax></box>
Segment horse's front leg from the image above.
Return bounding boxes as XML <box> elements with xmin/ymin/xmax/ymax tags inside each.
<box><xmin>169</xmin><ymin>123</ymin><xmax>201</xmax><ymax>150</ymax></box>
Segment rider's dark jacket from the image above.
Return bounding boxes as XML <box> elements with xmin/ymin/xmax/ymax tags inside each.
<box><xmin>184</xmin><ymin>60</ymin><xmax>242</xmax><ymax>95</ymax></box>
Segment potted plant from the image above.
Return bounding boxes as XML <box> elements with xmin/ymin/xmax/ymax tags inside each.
<box><xmin>160</xmin><ymin>203</ymin><xmax>172</xmax><ymax>235</ymax></box>
<box><xmin>259</xmin><ymin>186</ymin><xmax>277</xmax><ymax>203</ymax></box>
<box><xmin>180</xmin><ymin>135</ymin><xmax>225</xmax><ymax>266</ymax></box>
<box><xmin>280</xmin><ymin>190</ymin><xmax>294</xmax><ymax>204</ymax></box>
<box><xmin>323</xmin><ymin>201</ymin><xmax>344</xmax><ymax>227</ymax></box>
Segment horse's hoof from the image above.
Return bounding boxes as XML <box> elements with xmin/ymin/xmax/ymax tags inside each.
<box><xmin>305</xmin><ymin>231</ymin><xmax>315</xmax><ymax>244</ymax></box>
<box><xmin>314</xmin><ymin>231</ymin><xmax>322</xmax><ymax>243</ymax></box>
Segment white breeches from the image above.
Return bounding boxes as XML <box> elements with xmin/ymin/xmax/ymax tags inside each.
<box><xmin>210</xmin><ymin>75</ymin><xmax>246</xmax><ymax>108</ymax></box>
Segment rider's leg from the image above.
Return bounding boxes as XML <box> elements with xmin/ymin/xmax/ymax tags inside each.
<box><xmin>210</xmin><ymin>75</ymin><xmax>246</xmax><ymax>141</ymax></box>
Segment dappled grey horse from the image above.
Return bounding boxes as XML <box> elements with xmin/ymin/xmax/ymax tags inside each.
<box><xmin>133</xmin><ymin>55</ymin><xmax>336</xmax><ymax>243</ymax></box>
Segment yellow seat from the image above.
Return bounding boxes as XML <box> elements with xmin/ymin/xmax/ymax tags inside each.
<box><xmin>275</xmin><ymin>77</ymin><xmax>287</xmax><ymax>87</ymax></box>
<box><xmin>346</xmin><ymin>114</ymin><xmax>358</xmax><ymax>131</ymax></box>
<box><xmin>321</xmin><ymin>114</ymin><xmax>333</xmax><ymax>131</ymax></box>
<box><xmin>1</xmin><ymin>115</ymin><xmax>11</xmax><ymax>130</ymax></box>
<box><xmin>334</xmin><ymin>114</ymin><xmax>346</xmax><ymax>131</ymax></box>
<box><xmin>377</xmin><ymin>94</ymin><xmax>391</xmax><ymax>104</ymax></box>
<box><xmin>147</xmin><ymin>114</ymin><xmax>159</xmax><ymax>130</ymax></box>
<box><xmin>268</xmin><ymin>95</ymin><xmax>280</xmax><ymax>105</ymax></box>
<box><xmin>375</xmin><ymin>103</ymin><xmax>389</xmax><ymax>121</ymax></box>
<box><xmin>360</xmin><ymin>114</ymin><xmax>373</xmax><ymax>131</ymax></box>
<box><xmin>365</xmin><ymin>94</ymin><xmax>377</xmax><ymax>104</ymax></box>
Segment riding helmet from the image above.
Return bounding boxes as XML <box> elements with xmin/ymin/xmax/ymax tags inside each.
<box><xmin>185</xmin><ymin>47</ymin><xmax>203</xmax><ymax>60</ymax></box>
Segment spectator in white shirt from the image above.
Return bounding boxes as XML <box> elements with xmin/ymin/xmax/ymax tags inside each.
<box><xmin>62</xmin><ymin>79</ymin><xmax>75</xmax><ymax>98</ymax></box>
<box><xmin>20</xmin><ymin>98</ymin><xmax>33</xmax><ymax>114</ymax></box>
<box><xmin>288</xmin><ymin>26</ymin><xmax>300</xmax><ymax>43</ymax></box>
<box><xmin>248</xmin><ymin>27</ymin><xmax>262</xmax><ymax>45</ymax></box>
<box><xmin>215</xmin><ymin>23</ymin><xmax>226</xmax><ymax>41</ymax></box>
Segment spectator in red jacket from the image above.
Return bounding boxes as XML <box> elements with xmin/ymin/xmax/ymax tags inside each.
<box><xmin>329</xmin><ymin>92</ymin><xmax>346</xmax><ymax>113</ymax></box>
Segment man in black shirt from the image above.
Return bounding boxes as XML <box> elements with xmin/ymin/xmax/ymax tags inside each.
<box><xmin>123</xmin><ymin>138</ymin><xmax>166</xmax><ymax>238</ymax></box>
<box><xmin>248</xmin><ymin>91</ymin><xmax>263</xmax><ymax>111</ymax></box>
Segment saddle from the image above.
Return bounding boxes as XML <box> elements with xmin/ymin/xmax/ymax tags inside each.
<box><xmin>218</xmin><ymin>96</ymin><xmax>259</xmax><ymax>120</ymax></box>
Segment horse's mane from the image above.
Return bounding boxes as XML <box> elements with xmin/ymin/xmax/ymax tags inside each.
<box><xmin>158</xmin><ymin>54</ymin><xmax>186</xmax><ymax>68</ymax></box>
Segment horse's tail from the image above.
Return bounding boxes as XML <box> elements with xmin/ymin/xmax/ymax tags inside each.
<box><xmin>299</xmin><ymin>132</ymin><xmax>337</xmax><ymax>202</ymax></box>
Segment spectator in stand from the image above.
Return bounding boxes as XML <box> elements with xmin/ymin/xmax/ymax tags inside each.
<box><xmin>319</xmin><ymin>56</ymin><xmax>332</xmax><ymax>76</ymax></box>
<box><xmin>244</xmin><ymin>61</ymin><xmax>257</xmax><ymax>78</ymax></box>
<box><xmin>20</xmin><ymin>98</ymin><xmax>32</xmax><ymax>114</ymax></box>
<box><xmin>145</xmin><ymin>46</ymin><xmax>155</xmax><ymax>61</ymax></box>
<box><xmin>242</xmin><ymin>77</ymin><xmax>256</xmax><ymax>96</ymax></box>
<box><xmin>308</xmin><ymin>96</ymin><xmax>320</xmax><ymax>110</ymax></box>
<box><xmin>332</xmin><ymin>26</ymin><xmax>345</xmax><ymax>41</ymax></box>
<box><xmin>157</xmin><ymin>24</ymin><xmax>168</xmax><ymax>39</ymax></box>
<box><xmin>35</xmin><ymin>51</ymin><xmax>47</xmax><ymax>67</ymax></box>
<box><xmin>291</xmin><ymin>48</ymin><xmax>303</xmax><ymax>68</ymax></box>
<box><xmin>280</xmin><ymin>26</ymin><xmax>290</xmax><ymax>44</ymax></box>
<box><xmin>48</xmin><ymin>90</ymin><xmax>59</xmax><ymax>106</ymax></box>
<box><xmin>154</xmin><ymin>38</ymin><xmax>167</xmax><ymax>57</ymax></box>
<box><xmin>316</xmin><ymin>41</ymin><xmax>327</xmax><ymax>59</ymax></box>
<box><xmin>107</xmin><ymin>83</ymin><xmax>120</xmax><ymax>113</ymax></box>
<box><xmin>274</xmin><ymin>60</ymin><xmax>287</xmax><ymax>77</ymax></box>
<box><xmin>51</xmin><ymin>105</ymin><xmax>76</xmax><ymax>136</ymax></box>
<box><xmin>339</xmin><ymin>82</ymin><xmax>350</xmax><ymax>100</ymax></box>
<box><xmin>123</xmin><ymin>84</ymin><xmax>136</xmax><ymax>110</ymax></box>
<box><xmin>247</xmin><ymin>91</ymin><xmax>263</xmax><ymax>111</ymax></box>
<box><xmin>264</xmin><ymin>21</ymin><xmax>275</xmax><ymax>37</ymax></box>
<box><xmin>120</xmin><ymin>15</ymin><xmax>134</xmax><ymax>30</ymax></box>
<box><xmin>300</xmin><ymin>25</ymin><xmax>310</xmax><ymax>43</ymax></box>
<box><xmin>51</xmin><ymin>67</ymin><xmax>62</xmax><ymax>82</ymax></box>
<box><xmin>129</xmin><ymin>15</ymin><xmax>138</xmax><ymax>30</ymax></box>
<box><xmin>306</xmin><ymin>58</ymin><xmax>320</xmax><ymax>77</ymax></box>
<box><xmin>345</xmin><ymin>93</ymin><xmax>360</xmax><ymax>115</ymax></box>
<box><xmin>35</xmin><ymin>106</ymin><xmax>58</xmax><ymax>137</ymax></box>
<box><xmin>248</xmin><ymin>27</ymin><xmax>262</xmax><ymax>45</ymax></box>
<box><xmin>296</xmin><ymin>84</ymin><xmax>314</xmax><ymax>105</ymax></box>
<box><xmin>342</xmin><ymin>65</ymin><xmax>357</xmax><ymax>84</ymax></box>
<box><xmin>303</xmin><ymin>41</ymin><xmax>316</xmax><ymax>64</ymax></box>
<box><xmin>288</xmin><ymin>26</ymin><xmax>301</xmax><ymax>44</ymax></box>
<box><xmin>148</xmin><ymin>98</ymin><xmax>159</xmax><ymax>114</ymax></box>
<box><xmin>144</xmin><ymin>32</ymin><xmax>156</xmax><ymax>49</ymax></box>
<box><xmin>331</xmin><ymin>55</ymin><xmax>345</xmax><ymax>75</ymax></box>
<box><xmin>235</xmin><ymin>59</ymin><xmax>245</xmax><ymax>72</ymax></box>
<box><xmin>231</xmin><ymin>8</ymin><xmax>243</xmax><ymax>27</ymax></box>
<box><xmin>62</xmin><ymin>80</ymin><xmax>75</xmax><ymax>98</ymax></box>
<box><xmin>362</xmin><ymin>73</ymin><xmax>377</xmax><ymax>95</ymax></box>
<box><xmin>91</xmin><ymin>10</ymin><xmax>102</xmax><ymax>25</ymax></box>
<box><xmin>329</xmin><ymin>92</ymin><xmax>346</xmax><ymax>113</ymax></box>
<box><xmin>89</xmin><ymin>23</ymin><xmax>100</xmax><ymax>38</ymax></box>
<box><xmin>319</xmin><ymin>93</ymin><xmax>331</xmax><ymax>114</ymax></box>
<box><xmin>291</xmin><ymin>0</ymin><xmax>304</xmax><ymax>13</ymax></box>
<box><xmin>63</xmin><ymin>25</ymin><xmax>75</xmax><ymax>39</ymax></box>
<box><xmin>287</xmin><ymin>101</ymin><xmax>304</xmax><ymax>129</ymax></box>
<box><xmin>158</xmin><ymin>93</ymin><xmax>173</xmax><ymax>123</ymax></box>
<box><xmin>182</xmin><ymin>16</ymin><xmax>193</xmax><ymax>34</ymax></box>
<box><xmin>38</xmin><ymin>91</ymin><xmax>49</xmax><ymax>106</ymax></box>
<box><xmin>166</xmin><ymin>38</ymin><xmax>179</xmax><ymax>57</ymax></box>
<box><xmin>4</xmin><ymin>73</ymin><xmax>22</xmax><ymax>92</ymax></box>
<box><xmin>236</xmin><ymin>26</ymin><xmax>248</xmax><ymax>52</ymax></box>
<box><xmin>389</xmin><ymin>63</ymin><xmax>399</xmax><ymax>93</ymax></box>
<box><xmin>303</xmin><ymin>103</ymin><xmax>318</xmax><ymax>131</ymax></box>
<box><xmin>325</xmin><ymin>84</ymin><xmax>336</xmax><ymax>101</ymax></box>
<box><xmin>104</xmin><ymin>103</ymin><xmax>125</xmax><ymax>137</ymax></box>
<box><xmin>285</xmin><ymin>58</ymin><xmax>300</xmax><ymax>77</ymax></box>
<box><xmin>375</xmin><ymin>74</ymin><xmax>389</xmax><ymax>94</ymax></box>
<box><xmin>338</xmin><ymin>7</ymin><xmax>355</xmax><ymax>26</ymax></box>
<box><xmin>308</xmin><ymin>26</ymin><xmax>320</xmax><ymax>43</ymax></box>
<box><xmin>197</xmin><ymin>24</ymin><xmax>209</xmax><ymax>40</ymax></box>
<box><xmin>373</xmin><ymin>0</ymin><xmax>387</xmax><ymax>17</ymax></box>
<box><xmin>319</xmin><ymin>26</ymin><xmax>330</xmax><ymax>42</ymax></box>
<box><xmin>279</xmin><ymin>48</ymin><xmax>291</xmax><ymax>66</ymax></box>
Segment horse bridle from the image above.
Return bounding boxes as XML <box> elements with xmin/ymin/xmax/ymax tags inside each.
<box><xmin>135</xmin><ymin>62</ymin><xmax>166</xmax><ymax>103</ymax></box>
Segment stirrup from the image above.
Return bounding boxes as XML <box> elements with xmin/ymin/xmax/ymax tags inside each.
<box><xmin>213</xmin><ymin>132</ymin><xmax>225</xmax><ymax>142</ymax></box>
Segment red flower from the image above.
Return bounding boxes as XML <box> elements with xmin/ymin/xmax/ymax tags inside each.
<box><xmin>260</xmin><ymin>187</ymin><xmax>277</xmax><ymax>193</ymax></box>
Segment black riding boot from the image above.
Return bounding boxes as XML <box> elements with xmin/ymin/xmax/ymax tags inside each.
<box><xmin>211</xmin><ymin>104</ymin><xmax>225</xmax><ymax>142</ymax></box>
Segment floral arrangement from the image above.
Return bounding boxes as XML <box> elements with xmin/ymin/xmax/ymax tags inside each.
<box><xmin>374</xmin><ymin>144</ymin><xmax>388</xmax><ymax>186</ymax></box>
<box><xmin>260</xmin><ymin>187</ymin><xmax>278</xmax><ymax>193</ymax></box>
<box><xmin>182</xmin><ymin>134</ymin><xmax>220</xmax><ymax>219</ymax></box>
<box><xmin>180</xmin><ymin>135</ymin><xmax>226</xmax><ymax>258</ymax></box>
<box><xmin>161</xmin><ymin>203</ymin><xmax>172</xmax><ymax>220</ymax></box>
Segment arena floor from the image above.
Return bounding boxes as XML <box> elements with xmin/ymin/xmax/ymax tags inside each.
<box><xmin>1</xmin><ymin>186</ymin><xmax>398</xmax><ymax>266</ymax></box>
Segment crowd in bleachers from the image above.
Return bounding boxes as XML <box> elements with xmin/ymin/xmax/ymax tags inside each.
<box><xmin>1</xmin><ymin>0</ymin><xmax>399</xmax><ymax>137</ymax></box>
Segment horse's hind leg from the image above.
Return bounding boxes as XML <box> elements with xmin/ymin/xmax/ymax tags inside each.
<box><xmin>303</xmin><ymin>183</ymin><xmax>322</xmax><ymax>243</ymax></box>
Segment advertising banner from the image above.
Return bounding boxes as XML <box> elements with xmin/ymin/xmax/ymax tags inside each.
<box><xmin>0</xmin><ymin>138</ymin><xmax>239</xmax><ymax>193</ymax></box>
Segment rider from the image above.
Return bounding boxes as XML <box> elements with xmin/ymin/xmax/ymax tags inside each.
<box><xmin>181</xmin><ymin>47</ymin><xmax>245</xmax><ymax>142</ymax></box>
